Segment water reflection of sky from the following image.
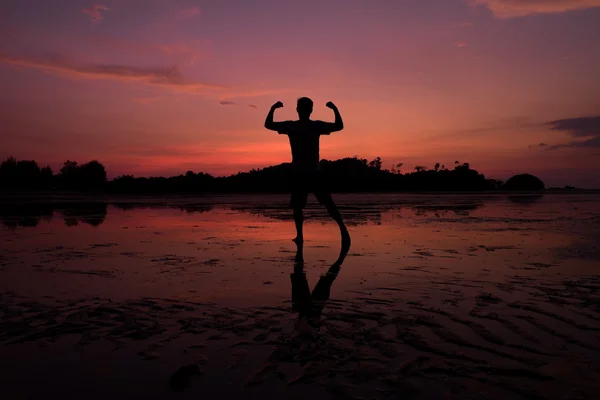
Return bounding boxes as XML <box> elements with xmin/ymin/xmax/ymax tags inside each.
<box><xmin>1</xmin><ymin>194</ymin><xmax>599</xmax><ymax>306</ymax></box>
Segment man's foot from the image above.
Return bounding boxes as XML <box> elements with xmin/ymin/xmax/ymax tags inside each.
<box><xmin>293</xmin><ymin>236</ymin><xmax>304</xmax><ymax>244</ymax></box>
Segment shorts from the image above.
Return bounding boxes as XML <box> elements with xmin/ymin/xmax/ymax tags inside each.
<box><xmin>289</xmin><ymin>171</ymin><xmax>333</xmax><ymax>209</ymax></box>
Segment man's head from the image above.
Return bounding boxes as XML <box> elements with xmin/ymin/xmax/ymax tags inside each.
<box><xmin>296</xmin><ymin>97</ymin><xmax>313</xmax><ymax>120</ymax></box>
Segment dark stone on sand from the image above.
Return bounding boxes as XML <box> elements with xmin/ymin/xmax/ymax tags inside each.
<box><xmin>476</xmin><ymin>292</ymin><xmax>503</xmax><ymax>304</ymax></box>
<box><xmin>169</xmin><ymin>364</ymin><xmax>202</xmax><ymax>392</ymax></box>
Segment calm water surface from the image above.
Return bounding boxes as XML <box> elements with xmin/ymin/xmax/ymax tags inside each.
<box><xmin>2</xmin><ymin>193</ymin><xmax>598</xmax><ymax>306</ymax></box>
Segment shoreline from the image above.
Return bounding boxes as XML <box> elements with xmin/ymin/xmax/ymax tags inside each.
<box><xmin>1</xmin><ymin>189</ymin><xmax>598</xmax><ymax>202</ymax></box>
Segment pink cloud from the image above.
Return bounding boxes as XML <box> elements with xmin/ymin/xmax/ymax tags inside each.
<box><xmin>455</xmin><ymin>41</ymin><xmax>468</xmax><ymax>48</ymax></box>
<box><xmin>0</xmin><ymin>53</ymin><xmax>281</xmax><ymax>100</ymax></box>
<box><xmin>178</xmin><ymin>6</ymin><xmax>201</xmax><ymax>18</ymax></box>
<box><xmin>158</xmin><ymin>42</ymin><xmax>206</xmax><ymax>66</ymax></box>
<box><xmin>472</xmin><ymin>0</ymin><xmax>600</xmax><ymax>18</ymax></box>
<box><xmin>217</xmin><ymin>89</ymin><xmax>284</xmax><ymax>100</ymax></box>
<box><xmin>81</xmin><ymin>4</ymin><xmax>110</xmax><ymax>23</ymax></box>
<box><xmin>159</xmin><ymin>43</ymin><xmax>192</xmax><ymax>54</ymax></box>
<box><xmin>73</xmin><ymin>35</ymin><xmax>209</xmax><ymax>67</ymax></box>
<box><xmin>0</xmin><ymin>53</ymin><xmax>226</xmax><ymax>93</ymax></box>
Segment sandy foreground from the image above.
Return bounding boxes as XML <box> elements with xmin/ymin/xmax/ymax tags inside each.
<box><xmin>1</xmin><ymin>194</ymin><xmax>600</xmax><ymax>399</ymax></box>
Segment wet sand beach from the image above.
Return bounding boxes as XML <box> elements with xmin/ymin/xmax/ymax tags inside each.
<box><xmin>1</xmin><ymin>193</ymin><xmax>599</xmax><ymax>399</ymax></box>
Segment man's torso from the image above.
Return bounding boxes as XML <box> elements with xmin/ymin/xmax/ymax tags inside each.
<box><xmin>279</xmin><ymin>120</ymin><xmax>330</xmax><ymax>172</ymax></box>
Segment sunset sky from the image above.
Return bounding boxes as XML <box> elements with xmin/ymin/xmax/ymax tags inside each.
<box><xmin>1</xmin><ymin>0</ymin><xmax>599</xmax><ymax>187</ymax></box>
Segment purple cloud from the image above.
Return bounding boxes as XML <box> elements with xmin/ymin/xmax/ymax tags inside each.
<box><xmin>81</xmin><ymin>4</ymin><xmax>110</xmax><ymax>23</ymax></box>
<box><xmin>544</xmin><ymin>116</ymin><xmax>600</xmax><ymax>149</ymax></box>
<box><xmin>473</xmin><ymin>0</ymin><xmax>600</xmax><ymax>18</ymax></box>
<box><xmin>0</xmin><ymin>53</ymin><xmax>226</xmax><ymax>93</ymax></box>
<box><xmin>548</xmin><ymin>116</ymin><xmax>600</xmax><ymax>137</ymax></box>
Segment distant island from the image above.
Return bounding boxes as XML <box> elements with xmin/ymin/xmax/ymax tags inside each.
<box><xmin>0</xmin><ymin>156</ymin><xmax>577</xmax><ymax>195</ymax></box>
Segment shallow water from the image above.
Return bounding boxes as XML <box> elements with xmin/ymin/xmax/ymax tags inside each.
<box><xmin>1</xmin><ymin>193</ymin><xmax>600</xmax><ymax>399</ymax></box>
<box><xmin>2</xmin><ymin>193</ymin><xmax>599</xmax><ymax>305</ymax></box>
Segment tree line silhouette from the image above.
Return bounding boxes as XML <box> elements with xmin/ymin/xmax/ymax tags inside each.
<box><xmin>0</xmin><ymin>156</ymin><xmax>546</xmax><ymax>194</ymax></box>
<box><xmin>0</xmin><ymin>157</ymin><xmax>107</xmax><ymax>191</ymax></box>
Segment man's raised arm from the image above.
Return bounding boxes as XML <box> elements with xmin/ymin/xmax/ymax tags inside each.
<box><xmin>264</xmin><ymin>101</ymin><xmax>285</xmax><ymax>131</ymax></box>
<box><xmin>325</xmin><ymin>101</ymin><xmax>344</xmax><ymax>132</ymax></box>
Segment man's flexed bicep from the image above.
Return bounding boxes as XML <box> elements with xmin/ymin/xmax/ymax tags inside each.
<box><xmin>324</xmin><ymin>101</ymin><xmax>344</xmax><ymax>132</ymax></box>
<box><xmin>264</xmin><ymin>101</ymin><xmax>290</xmax><ymax>133</ymax></box>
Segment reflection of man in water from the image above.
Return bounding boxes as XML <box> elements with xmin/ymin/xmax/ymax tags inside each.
<box><xmin>290</xmin><ymin>242</ymin><xmax>348</xmax><ymax>326</ymax></box>
<box><xmin>264</xmin><ymin>97</ymin><xmax>350</xmax><ymax>245</ymax></box>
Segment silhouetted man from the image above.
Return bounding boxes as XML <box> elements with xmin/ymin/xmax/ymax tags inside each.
<box><xmin>264</xmin><ymin>97</ymin><xmax>350</xmax><ymax>245</ymax></box>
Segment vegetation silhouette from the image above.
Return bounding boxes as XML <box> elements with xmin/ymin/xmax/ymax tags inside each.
<box><xmin>0</xmin><ymin>158</ymin><xmax>106</xmax><ymax>192</ymax></box>
<box><xmin>1</xmin><ymin>156</ymin><xmax>549</xmax><ymax>194</ymax></box>
<box><xmin>0</xmin><ymin>157</ymin><xmax>53</xmax><ymax>190</ymax></box>
<box><xmin>59</xmin><ymin>160</ymin><xmax>107</xmax><ymax>191</ymax></box>
<box><xmin>109</xmin><ymin>171</ymin><xmax>215</xmax><ymax>194</ymax></box>
<box><xmin>504</xmin><ymin>174</ymin><xmax>545</xmax><ymax>191</ymax></box>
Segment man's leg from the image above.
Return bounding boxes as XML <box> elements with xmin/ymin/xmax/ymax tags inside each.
<box><xmin>290</xmin><ymin>181</ymin><xmax>308</xmax><ymax>242</ymax></box>
<box><xmin>293</xmin><ymin>207</ymin><xmax>304</xmax><ymax>243</ymax></box>
<box><xmin>323</xmin><ymin>199</ymin><xmax>344</xmax><ymax>228</ymax></box>
<box><xmin>314</xmin><ymin>173</ymin><xmax>350</xmax><ymax>245</ymax></box>
<box><xmin>317</xmin><ymin>192</ymin><xmax>351</xmax><ymax>247</ymax></box>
